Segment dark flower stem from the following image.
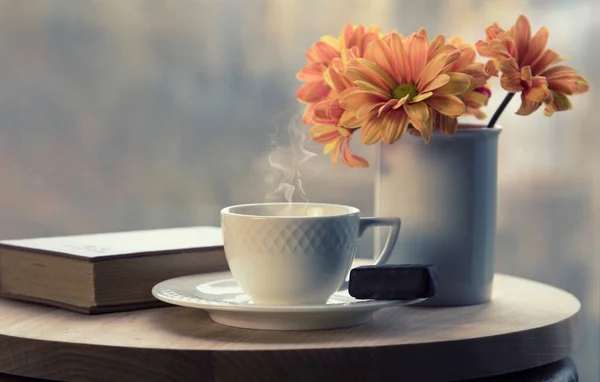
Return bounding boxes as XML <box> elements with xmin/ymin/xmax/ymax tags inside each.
<box><xmin>487</xmin><ymin>92</ymin><xmax>516</xmax><ymax>128</ymax></box>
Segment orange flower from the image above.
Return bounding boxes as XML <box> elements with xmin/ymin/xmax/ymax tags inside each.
<box><xmin>403</xmin><ymin>34</ymin><xmax>493</xmax><ymax>136</ymax></box>
<box><xmin>309</xmin><ymin>125</ymin><xmax>368</xmax><ymax>168</ymax></box>
<box><xmin>445</xmin><ymin>37</ymin><xmax>493</xmax><ymax>121</ymax></box>
<box><xmin>476</xmin><ymin>15</ymin><xmax>589</xmax><ymax>116</ymax></box>
<box><xmin>337</xmin><ymin>31</ymin><xmax>472</xmax><ymax>145</ymax></box>
<box><xmin>296</xmin><ymin>24</ymin><xmax>381</xmax><ymax>124</ymax></box>
<box><xmin>308</xmin><ymin>67</ymin><xmax>368</xmax><ymax>168</ymax></box>
<box><xmin>297</xmin><ymin>17</ymin><xmax>591</xmax><ymax>170</ymax></box>
<box><xmin>541</xmin><ymin>65</ymin><xmax>590</xmax><ymax>116</ymax></box>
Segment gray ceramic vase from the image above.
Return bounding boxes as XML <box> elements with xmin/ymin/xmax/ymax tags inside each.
<box><xmin>375</xmin><ymin>124</ymin><xmax>502</xmax><ymax>306</ymax></box>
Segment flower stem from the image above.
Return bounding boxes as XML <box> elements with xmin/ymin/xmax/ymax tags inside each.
<box><xmin>487</xmin><ymin>92</ymin><xmax>516</xmax><ymax>128</ymax></box>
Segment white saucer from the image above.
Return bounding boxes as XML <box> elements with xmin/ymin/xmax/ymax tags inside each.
<box><xmin>152</xmin><ymin>274</ymin><xmax>425</xmax><ymax>331</ymax></box>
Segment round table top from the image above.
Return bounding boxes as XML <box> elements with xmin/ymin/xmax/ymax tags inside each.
<box><xmin>0</xmin><ymin>273</ymin><xmax>580</xmax><ymax>382</ymax></box>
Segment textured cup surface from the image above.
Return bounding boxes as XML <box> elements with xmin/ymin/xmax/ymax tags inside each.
<box><xmin>221</xmin><ymin>203</ymin><xmax>360</xmax><ymax>305</ymax></box>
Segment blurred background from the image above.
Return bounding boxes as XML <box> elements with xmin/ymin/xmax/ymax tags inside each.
<box><xmin>0</xmin><ymin>0</ymin><xmax>597</xmax><ymax>379</ymax></box>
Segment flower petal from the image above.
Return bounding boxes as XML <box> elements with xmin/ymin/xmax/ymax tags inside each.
<box><xmin>366</xmin><ymin>39</ymin><xmax>396</xmax><ymax>83</ymax></box>
<box><xmin>297</xmin><ymin>81</ymin><xmax>331</xmax><ymax>103</ymax></box>
<box><xmin>520</xmin><ymin>66</ymin><xmax>533</xmax><ymax>87</ymax></box>
<box><xmin>381</xmin><ymin>110</ymin><xmax>409</xmax><ymax>144</ymax></box>
<box><xmin>444</xmin><ymin>47</ymin><xmax>462</xmax><ymax>67</ymax></box>
<box><xmin>425</xmin><ymin>95</ymin><xmax>466</xmax><ymax>117</ymax></box>
<box><xmin>412</xmin><ymin>91</ymin><xmax>433</xmax><ymax>103</ymax></box>
<box><xmin>392</xmin><ymin>94</ymin><xmax>410</xmax><ymax>109</ymax></box>
<box><xmin>320</xmin><ymin>35</ymin><xmax>339</xmax><ymax>49</ymax></box>
<box><xmin>540</xmin><ymin>66</ymin><xmax>591</xmax><ymax>95</ymax></box>
<box><xmin>428</xmin><ymin>34</ymin><xmax>446</xmax><ymax>58</ymax></box>
<box><xmin>390</xmin><ymin>111</ymin><xmax>410</xmax><ymax>143</ymax></box>
<box><xmin>302</xmin><ymin>103</ymin><xmax>317</xmax><ymax>125</ymax></box>
<box><xmin>339</xmin><ymin>109</ymin><xmax>371</xmax><ymax>129</ymax></box>
<box><xmin>515</xmin><ymin>97</ymin><xmax>542</xmax><ymax>116</ymax></box>
<box><xmin>543</xmin><ymin>91</ymin><xmax>572</xmax><ymax>116</ymax></box>
<box><xmin>540</xmin><ymin>65</ymin><xmax>580</xmax><ymax>79</ymax></box>
<box><xmin>530</xmin><ymin>49</ymin><xmax>562</xmax><ymax>75</ymax></box>
<box><xmin>377</xmin><ymin>99</ymin><xmax>398</xmax><ymax>117</ymax></box>
<box><xmin>485</xmin><ymin>60</ymin><xmax>499</xmax><ymax>77</ymax></box>
<box><xmin>450</xmin><ymin>46</ymin><xmax>476</xmax><ymax>72</ymax></box>
<box><xmin>513</xmin><ymin>15</ymin><xmax>531</xmax><ymax>64</ymax></box>
<box><xmin>420</xmin><ymin>74</ymin><xmax>451</xmax><ymax>93</ymax></box>
<box><xmin>548</xmin><ymin>76</ymin><xmax>590</xmax><ymax>95</ymax></box>
<box><xmin>341</xmin><ymin>46</ymin><xmax>359</xmax><ymax>65</ymax></box>
<box><xmin>522</xmin><ymin>27</ymin><xmax>549</xmax><ymax>67</ymax></box>
<box><xmin>324</xmin><ymin>67</ymin><xmax>352</xmax><ymax>93</ymax></box>
<box><xmin>411</xmin><ymin>115</ymin><xmax>434</xmax><ymax>143</ymax></box>
<box><xmin>407</xmin><ymin>33</ymin><xmax>428</xmax><ymax>83</ymax></box>
<box><xmin>389</xmin><ymin>32</ymin><xmax>409</xmax><ymax>84</ymax></box>
<box><xmin>340</xmin><ymin>24</ymin><xmax>354</xmax><ymax>50</ymax></box>
<box><xmin>460</xmin><ymin>63</ymin><xmax>490</xmax><ymax>86</ymax></box>
<box><xmin>356</xmin><ymin>102</ymin><xmax>384</xmax><ymax>119</ymax></box>
<box><xmin>475</xmin><ymin>40</ymin><xmax>494</xmax><ymax>58</ymax></box>
<box><xmin>330</xmin><ymin>101</ymin><xmax>345</xmax><ymax>120</ymax></box>
<box><xmin>488</xmin><ymin>36</ymin><xmax>517</xmax><ymax>60</ymax></box>
<box><xmin>312</xmin><ymin>41</ymin><xmax>340</xmax><ymax>62</ymax></box>
<box><xmin>341</xmin><ymin>139</ymin><xmax>369</xmax><ymax>168</ymax></box>
<box><xmin>297</xmin><ymin>62</ymin><xmax>326</xmax><ymax>82</ymax></box>
<box><xmin>354</xmin><ymin>80</ymin><xmax>389</xmax><ymax>96</ymax></box>
<box><xmin>310</xmin><ymin>124</ymin><xmax>340</xmax><ymax>143</ymax></box>
<box><xmin>360</xmin><ymin>116</ymin><xmax>383</xmax><ymax>145</ymax></box>
<box><xmin>339</xmin><ymin>89</ymin><xmax>389</xmax><ymax>111</ymax></box>
<box><xmin>360</xmin><ymin>26</ymin><xmax>382</xmax><ymax>52</ymax></box>
<box><xmin>403</xmin><ymin>102</ymin><xmax>430</xmax><ymax>124</ymax></box>
<box><xmin>417</xmin><ymin>53</ymin><xmax>448</xmax><ymax>89</ymax></box>
<box><xmin>436</xmin><ymin>113</ymin><xmax>459</xmax><ymax>136</ymax></box>
<box><xmin>464</xmin><ymin>87</ymin><xmax>491</xmax><ymax>109</ymax></box>
<box><xmin>524</xmin><ymin>76</ymin><xmax>551</xmax><ymax>103</ymax></box>
<box><xmin>324</xmin><ymin>139</ymin><xmax>340</xmax><ymax>155</ymax></box>
<box><xmin>337</xmin><ymin>126</ymin><xmax>351</xmax><ymax>137</ymax></box>
<box><xmin>499</xmin><ymin>59</ymin><xmax>524</xmax><ymax>92</ymax></box>
<box><xmin>434</xmin><ymin>73</ymin><xmax>473</xmax><ymax>96</ymax></box>
<box><xmin>327</xmin><ymin>138</ymin><xmax>344</xmax><ymax>166</ymax></box>
<box><xmin>485</xmin><ymin>23</ymin><xmax>504</xmax><ymax>40</ymax></box>
<box><xmin>312</xmin><ymin>101</ymin><xmax>334</xmax><ymax>124</ymax></box>
<box><xmin>468</xmin><ymin>107</ymin><xmax>487</xmax><ymax>120</ymax></box>
<box><xmin>346</xmin><ymin>59</ymin><xmax>396</xmax><ymax>93</ymax></box>
<box><xmin>356</xmin><ymin>58</ymin><xmax>397</xmax><ymax>89</ymax></box>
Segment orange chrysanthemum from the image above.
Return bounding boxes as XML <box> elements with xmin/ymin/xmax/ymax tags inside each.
<box><xmin>296</xmin><ymin>16</ymin><xmax>589</xmax><ymax>169</ymax></box>
<box><xmin>476</xmin><ymin>14</ymin><xmax>589</xmax><ymax>116</ymax></box>
<box><xmin>403</xmin><ymin>33</ymin><xmax>493</xmax><ymax>135</ymax></box>
<box><xmin>308</xmin><ymin>67</ymin><xmax>368</xmax><ymax>168</ymax></box>
<box><xmin>296</xmin><ymin>24</ymin><xmax>381</xmax><ymax>124</ymax></box>
<box><xmin>445</xmin><ymin>37</ymin><xmax>493</xmax><ymax>121</ymax></box>
<box><xmin>336</xmin><ymin>31</ymin><xmax>473</xmax><ymax>145</ymax></box>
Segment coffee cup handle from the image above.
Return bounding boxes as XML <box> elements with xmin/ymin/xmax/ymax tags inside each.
<box><xmin>338</xmin><ymin>217</ymin><xmax>401</xmax><ymax>290</ymax></box>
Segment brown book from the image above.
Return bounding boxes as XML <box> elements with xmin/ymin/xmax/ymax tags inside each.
<box><xmin>0</xmin><ymin>226</ymin><xmax>228</xmax><ymax>314</ymax></box>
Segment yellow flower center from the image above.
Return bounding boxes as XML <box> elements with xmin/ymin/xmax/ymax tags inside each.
<box><xmin>392</xmin><ymin>84</ymin><xmax>418</xmax><ymax>102</ymax></box>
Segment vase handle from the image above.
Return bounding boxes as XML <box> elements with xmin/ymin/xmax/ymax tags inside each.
<box><xmin>338</xmin><ymin>217</ymin><xmax>401</xmax><ymax>290</ymax></box>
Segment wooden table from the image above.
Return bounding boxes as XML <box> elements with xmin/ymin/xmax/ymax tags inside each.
<box><xmin>0</xmin><ymin>273</ymin><xmax>580</xmax><ymax>382</ymax></box>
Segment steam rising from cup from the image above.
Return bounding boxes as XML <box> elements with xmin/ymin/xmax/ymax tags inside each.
<box><xmin>265</xmin><ymin>113</ymin><xmax>317</xmax><ymax>205</ymax></box>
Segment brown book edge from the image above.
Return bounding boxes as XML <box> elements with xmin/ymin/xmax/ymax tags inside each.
<box><xmin>0</xmin><ymin>243</ymin><xmax>223</xmax><ymax>262</ymax></box>
<box><xmin>0</xmin><ymin>293</ymin><xmax>171</xmax><ymax>315</ymax></box>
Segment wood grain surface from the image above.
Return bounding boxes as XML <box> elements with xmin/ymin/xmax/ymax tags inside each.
<box><xmin>0</xmin><ymin>273</ymin><xmax>580</xmax><ymax>382</ymax></box>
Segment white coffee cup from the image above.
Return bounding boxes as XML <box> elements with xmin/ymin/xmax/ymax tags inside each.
<box><xmin>220</xmin><ymin>202</ymin><xmax>401</xmax><ymax>305</ymax></box>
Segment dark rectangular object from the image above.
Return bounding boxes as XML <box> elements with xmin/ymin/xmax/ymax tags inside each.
<box><xmin>348</xmin><ymin>264</ymin><xmax>437</xmax><ymax>300</ymax></box>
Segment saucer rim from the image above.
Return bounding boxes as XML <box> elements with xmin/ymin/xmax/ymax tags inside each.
<box><xmin>152</xmin><ymin>276</ymin><xmax>426</xmax><ymax>313</ymax></box>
